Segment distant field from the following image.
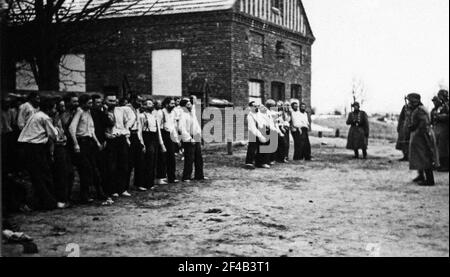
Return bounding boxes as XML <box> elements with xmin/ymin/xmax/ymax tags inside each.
<box><xmin>312</xmin><ymin>116</ymin><xmax>398</xmax><ymax>142</ymax></box>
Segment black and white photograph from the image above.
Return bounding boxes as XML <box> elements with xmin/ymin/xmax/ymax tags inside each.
<box><xmin>0</xmin><ymin>0</ymin><xmax>448</xmax><ymax>260</ymax></box>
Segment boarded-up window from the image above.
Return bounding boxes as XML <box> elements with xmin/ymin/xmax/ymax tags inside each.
<box><xmin>249</xmin><ymin>80</ymin><xmax>263</xmax><ymax>105</ymax></box>
<box><xmin>249</xmin><ymin>32</ymin><xmax>264</xmax><ymax>58</ymax></box>
<box><xmin>292</xmin><ymin>44</ymin><xmax>302</xmax><ymax>66</ymax></box>
<box><xmin>59</xmin><ymin>54</ymin><xmax>86</xmax><ymax>92</ymax></box>
<box><xmin>152</xmin><ymin>49</ymin><xmax>182</xmax><ymax>96</ymax></box>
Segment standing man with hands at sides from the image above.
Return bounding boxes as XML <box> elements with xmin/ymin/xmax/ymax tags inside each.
<box><xmin>291</xmin><ymin>102</ymin><xmax>312</xmax><ymax>161</ymax></box>
<box><xmin>346</xmin><ymin>102</ymin><xmax>370</xmax><ymax>159</ymax></box>
<box><xmin>127</xmin><ymin>94</ymin><xmax>147</xmax><ymax>192</ymax></box>
<box><xmin>140</xmin><ymin>99</ymin><xmax>166</xmax><ymax>189</ymax></box>
<box><xmin>160</xmin><ymin>97</ymin><xmax>181</xmax><ymax>184</ymax></box>
<box><xmin>178</xmin><ymin>98</ymin><xmax>207</xmax><ymax>182</ymax></box>
<box><xmin>103</xmin><ymin>93</ymin><xmax>136</xmax><ymax>199</ymax></box>
<box><xmin>69</xmin><ymin>94</ymin><xmax>105</xmax><ymax>204</ymax></box>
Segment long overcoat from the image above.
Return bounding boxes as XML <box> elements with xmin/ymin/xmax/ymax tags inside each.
<box><xmin>431</xmin><ymin>103</ymin><xmax>449</xmax><ymax>159</ymax></box>
<box><xmin>396</xmin><ymin>105</ymin><xmax>412</xmax><ymax>152</ymax></box>
<box><xmin>346</xmin><ymin>111</ymin><xmax>369</xmax><ymax>150</ymax></box>
<box><xmin>409</xmin><ymin>105</ymin><xmax>439</xmax><ymax>170</ymax></box>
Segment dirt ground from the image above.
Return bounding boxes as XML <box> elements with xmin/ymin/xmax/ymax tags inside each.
<box><xmin>2</xmin><ymin>136</ymin><xmax>449</xmax><ymax>257</ymax></box>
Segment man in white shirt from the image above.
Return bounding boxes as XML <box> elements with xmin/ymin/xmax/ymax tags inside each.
<box><xmin>265</xmin><ymin>99</ymin><xmax>285</xmax><ymax>165</ymax></box>
<box><xmin>69</xmin><ymin>94</ymin><xmax>104</xmax><ymax>203</ymax></box>
<box><xmin>126</xmin><ymin>94</ymin><xmax>146</xmax><ymax>192</ymax></box>
<box><xmin>160</xmin><ymin>97</ymin><xmax>180</xmax><ymax>183</ymax></box>
<box><xmin>291</xmin><ymin>102</ymin><xmax>312</xmax><ymax>161</ymax></box>
<box><xmin>178</xmin><ymin>98</ymin><xmax>206</xmax><ymax>182</ymax></box>
<box><xmin>17</xmin><ymin>92</ymin><xmax>40</xmax><ymax>130</ymax></box>
<box><xmin>245</xmin><ymin>101</ymin><xmax>268</xmax><ymax>169</ymax></box>
<box><xmin>18</xmin><ymin>97</ymin><xmax>65</xmax><ymax>210</ymax></box>
<box><xmin>140</xmin><ymin>99</ymin><xmax>166</xmax><ymax>188</ymax></box>
<box><xmin>103</xmin><ymin>93</ymin><xmax>136</xmax><ymax>198</ymax></box>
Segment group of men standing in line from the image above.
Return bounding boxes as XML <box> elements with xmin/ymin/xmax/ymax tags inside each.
<box><xmin>396</xmin><ymin>90</ymin><xmax>449</xmax><ymax>187</ymax></box>
<box><xmin>245</xmin><ymin>99</ymin><xmax>312</xmax><ymax>169</ymax></box>
<box><xmin>1</xmin><ymin>92</ymin><xmax>206</xmax><ymax>211</ymax></box>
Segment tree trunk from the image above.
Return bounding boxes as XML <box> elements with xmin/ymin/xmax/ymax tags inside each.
<box><xmin>36</xmin><ymin>54</ymin><xmax>60</xmax><ymax>91</ymax></box>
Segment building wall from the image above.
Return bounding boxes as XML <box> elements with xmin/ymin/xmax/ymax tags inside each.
<box><xmin>230</xmin><ymin>12</ymin><xmax>313</xmax><ymax>108</ymax></box>
<box><xmin>81</xmin><ymin>12</ymin><xmax>233</xmax><ymax>101</ymax></box>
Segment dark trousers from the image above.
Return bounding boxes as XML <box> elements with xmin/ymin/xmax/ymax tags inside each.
<box><xmin>52</xmin><ymin>145</ymin><xmax>71</xmax><ymax>203</ymax></box>
<box><xmin>23</xmin><ymin>143</ymin><xmax>57</xmax><ymax>210</ymax></box>
<box><xmin>128</xmin><ymin>132</ymin><xmax>145</xmax><ymax>189</ymax></box>
<box><xmin>104</xmin><ymin>136</ymin><xmax>129</xmax><ymax>195</ymax></box>
<box><xmin>293</xmin><ymin>128</ymin><xmax>311</xmax><ymax>160</ymax></box>
<box><xmin>182</xmin><ymin>142</ymin><xmax>204</xmax><ymax>180</ymax></box>
<box><xmin>143</xmin><ymin>132</ymin><xmax>158</xmax><ymax>188</ymax></box>
<box><xmin>2</xmin><ymin>174</ymin><xmax>27</xmax><ymax>214</ymax></box>
<box><xmin>256</xmin><ymin>139</ymin><xmax>271</xmax><ymax>166</ymax></box>
<box><xmin>66</xmin><ymin>144</ymin><xmax>75</xmax><ymax>200</ymax></box>
<box><xmin>354</xmin><ymin>149</ymin><xmax>368</xmax><ymax>158</ymax></box>
<box><xmin>95</xmin><ymin>147</ymin><xmax>108</xmax><ymax>195</ymax></box>
<box><xmin>161</xmin><ymin>130</ymin><xmax>177</xmax><ymax>182</ymax></box>
<box><xmin>2</xmin><ymin>131</ymin><xmax>19</xmax><ymax>175</ymax></box>
<box><xmin>245</xmin><ymin>140</ymin><xmax>259</xmax><ymax>165</ymax></box>
<box><xmin>73</xmin><ymin>137</ymin><xmax>103</xmax><ymax>200</ymax></box>
<box><xmin>284</xmin><ymin>131</ymin><xmax>290</xmax><ymax>159</ymax></box>
<box><xmin>275</xmin><ymin>133</ymin><xmax>288</xmax><ymax>162</ymax></box>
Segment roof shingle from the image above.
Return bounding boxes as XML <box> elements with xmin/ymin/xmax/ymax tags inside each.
<box><xmin>71</xmin><ymin>0</ymin><xmax>236</xmax><ymax>18</ymax></box>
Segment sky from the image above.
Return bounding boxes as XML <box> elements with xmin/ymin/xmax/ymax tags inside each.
<box><xmin>302</xmin><ymin>0</ymin><xmax>449</xmax><ymax>114</ymax></box>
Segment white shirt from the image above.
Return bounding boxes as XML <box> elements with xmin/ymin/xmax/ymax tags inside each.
<box><xmin>291</xmin><ymin>111</ymin><xmax>310</xmax><ymax>129</ymax></box>
<box><xmin>105</xmin><ymin>106</ymin><xmax>136</xmax><ymax>139</ymax></box>
<box><xmin>247</xmin><ymin>111</ymin><xmax>265</xmax><ymax>140</ymax></box>
<box><xmin>18</xmin><ymin>111</ymin><xmax>57</xmax><ymax>144</ymax></box>
<box><xmin>140</xmin><ymin>111</ymin><xmax>158</xmax><ymax>133</ymax></box>
<box><xmin>127</xmin><ymin>105</ymin><xmax>140</xmax><ymax>131</ymax></box>
<box><xmin>69</xmin><ymin>108</ymin><xmax>96</xmax><ymax>138</ymax></box>
<box><xmin>17</xmin><ymin>102</ymin><xmax>38</xmax><ymax>130</ymax></box>
<box><xmin>161</xmin><ymin>108</ymin><xmax>179</xmax><ymax>143</ymax></box>
<box><xmin>178</xmin><ymin>109</ymin><xmax>202</xmax><ymax>142</ymax></box>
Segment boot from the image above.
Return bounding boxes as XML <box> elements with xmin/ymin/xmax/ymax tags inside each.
<box><xmin>362</xmin><ymin>149</ymin><xmax>368</xmax><ymax>159</ymax></box>
<box><xmin>413</xmin><ymin>171</ymin><xmax>425</xmax><ymax>183</ymax></box>
<box><xmin>423</xmin><ymin>169</ymin><xmax>435</xmax><ymax>186</ymax></box>
<box><xmin>353</xmin><ymin>150</ymin><xmax>359</xmax><ymax>159</ymax></box>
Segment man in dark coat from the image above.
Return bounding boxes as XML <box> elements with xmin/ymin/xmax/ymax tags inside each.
<box><xmin>346</xmin><ymin>102</ymin><xmax>369</xmax><ymax>159</ymax></box>
<box><xmin>408</xmin><ymin>93</ymin><xmax>439</xmax><ymax>186</ymax></box>
<box><xmin>396</xmin><ymin>101</ymin><xmax>413</xmax><ymax>161</ymax></box>
<box><xmin>431</xmin><ymin>90</ymin><xmax>449</xmax><ymax>172</ymax></box>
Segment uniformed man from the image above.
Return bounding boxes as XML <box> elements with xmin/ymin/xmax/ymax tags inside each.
<box><xmin>396</xmin><ymin>100</ymin><xmax>413</xmax><ymax>161</ymax></box>
<box><xmin>431</xmin><ymin>90</ymin><xmax>449</xmax><ymax>172</ymax></box>
<box><xmin>407</xmin><ymin>93</ymin><xmax>438</xmax><ymax>186</ymax></box>
<box><xmin>346</xmin><ymin>102</ymin><xmax>369</xmax><ymax>159</ymax></box>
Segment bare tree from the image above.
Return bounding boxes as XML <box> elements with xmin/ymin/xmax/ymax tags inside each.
<box><xmin>351</xmin><ymin>77</ymin><xmax>367</xmax><ymax>106</ymax></box>
<box><xmin>5</xmin><ymin>0</ymin><xmax>163</xmax><ymax>91</ymax></box>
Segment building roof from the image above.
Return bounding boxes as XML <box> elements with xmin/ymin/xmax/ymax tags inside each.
<box><xmin>71</xmin><ymin>0</ymin><xmax>236</xmax><ymax>18</ymax></box>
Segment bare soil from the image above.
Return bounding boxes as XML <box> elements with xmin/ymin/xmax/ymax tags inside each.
<box><xmin>2</xmin><ymin>136</ymin><xmax>449</xmax><ymax>257</ymax></box>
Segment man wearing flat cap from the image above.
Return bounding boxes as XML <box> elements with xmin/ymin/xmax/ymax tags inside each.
<box><xmin>407</xmin><ymin>93</ymin><xmax>439</xmax><ymax>186</ymax></box>
<box><xmin>346</xmin><ymin>102</ymin><xmax>369</xmax><ymax>159</ymax></box>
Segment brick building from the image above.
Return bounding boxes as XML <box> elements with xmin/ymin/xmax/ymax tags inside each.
<box><xmin>7</xmin><ymin>0</ymin><xmax>315</xmax><ymax>107</ymax></box>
